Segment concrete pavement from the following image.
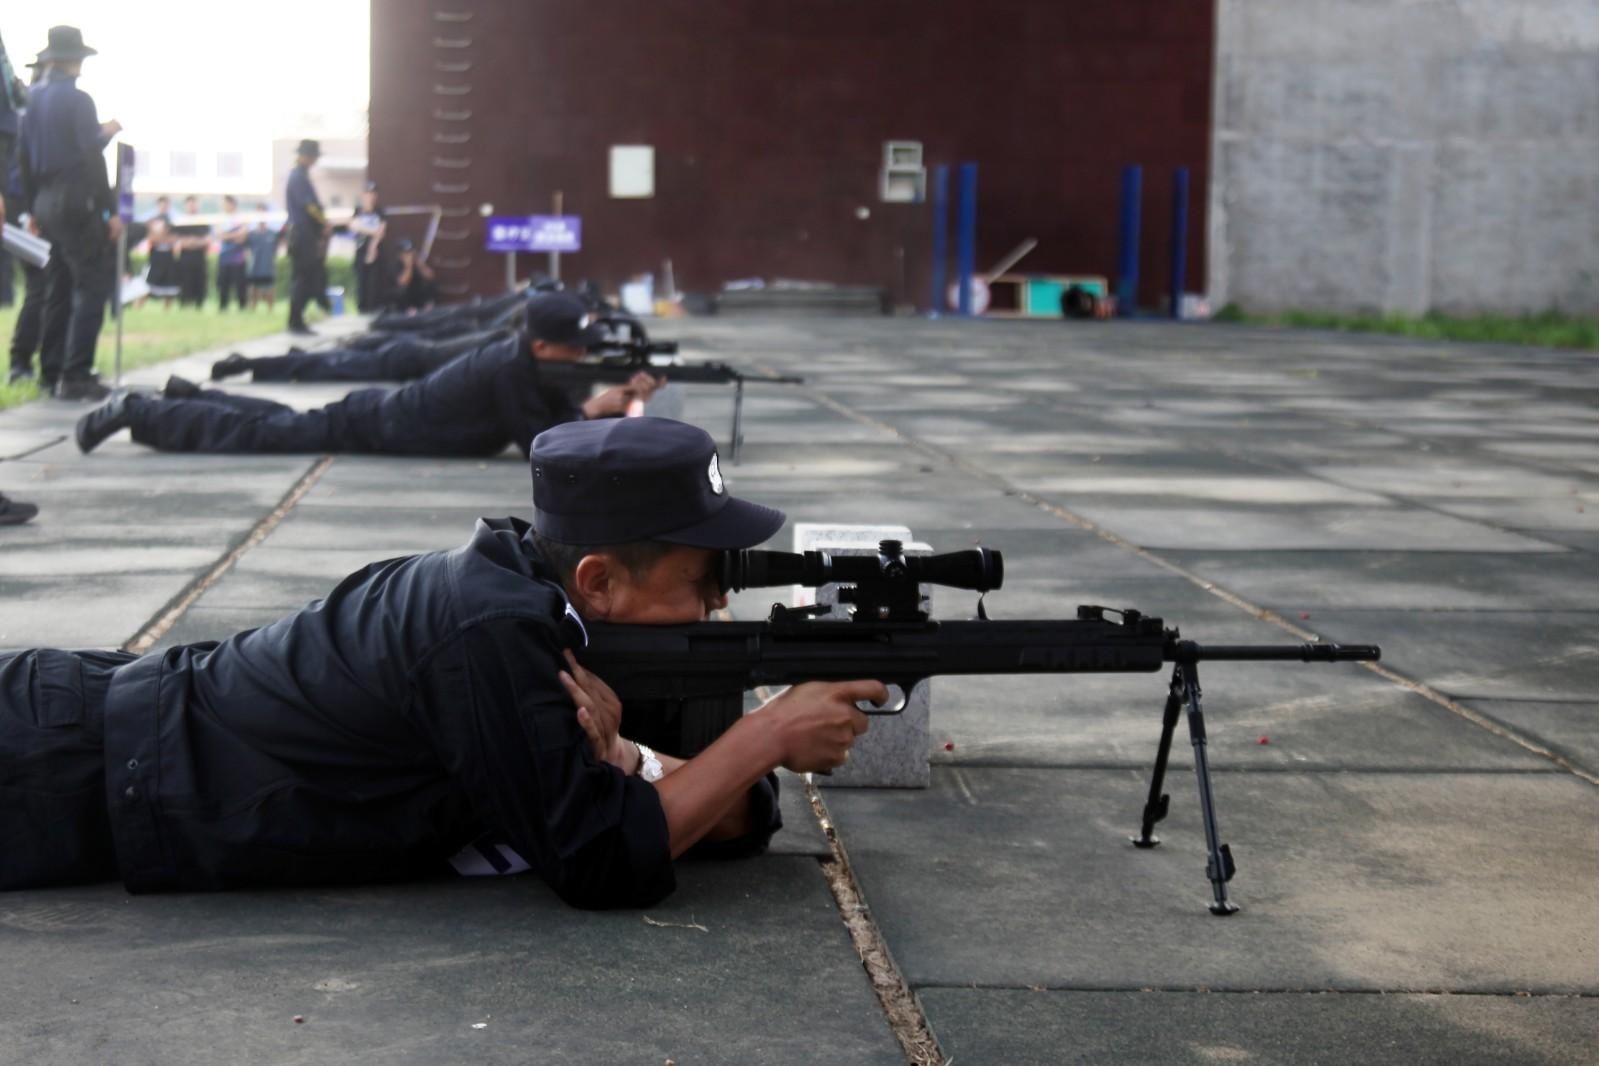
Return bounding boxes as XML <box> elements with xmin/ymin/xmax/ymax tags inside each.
<box><xmin>1</xmin><ymin>314</ymin><xmax>1595</xmax><ymax>1064</ymax></box>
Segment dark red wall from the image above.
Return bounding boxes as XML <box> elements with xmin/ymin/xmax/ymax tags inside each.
<box><xmin>370</xmin><ymin>1</ymin><xmax>1214</xmax><ymax>309</ymax></box>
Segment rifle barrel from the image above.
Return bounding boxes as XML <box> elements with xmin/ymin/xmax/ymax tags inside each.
<box><xmin>1179</xmin><ymin>642</ymin><xmax>1381</xmax><ymax>663</ymax></box>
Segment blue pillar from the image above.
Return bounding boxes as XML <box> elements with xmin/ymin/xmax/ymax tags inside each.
<box><xmin>1116</xmin><ymin>164</ymin><xmax>1142</xmax><ymax>317</ymax></box>
<box><xmin>929</xmin><ymin>165</ymin><xmax>950</xmax><ymax>315</ymax></box>
<box><xmin>956</xmin><ymin>162</ymin><xmax>978</xmax><ymax>316</ymax></box>
<box><xmin>1170</xmin><ymin>167</ymin><xmax>1190</xmax><ymax>320</ymax></box>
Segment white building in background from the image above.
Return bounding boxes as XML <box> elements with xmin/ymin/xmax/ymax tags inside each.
<box><xmin>130</xmin><ymin>140</ymin><xmax>275</xmax><ymax>213</ymax></box>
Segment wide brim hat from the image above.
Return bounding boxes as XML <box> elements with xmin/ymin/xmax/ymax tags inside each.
<box><xmin>36</xmin><ymin>25</ymin><xmax>97</xmax><ymax>62</ymax></box>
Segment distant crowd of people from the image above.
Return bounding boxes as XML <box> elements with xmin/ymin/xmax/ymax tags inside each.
<box><xmin>132</xmin><ymin>177</ymin><xmax>436</xmax><ymax>325</ymax></box>
<box><xmin>0</xmin><ymin>23</ymin><xmax>440</xmax><ymax>525</ymax></box>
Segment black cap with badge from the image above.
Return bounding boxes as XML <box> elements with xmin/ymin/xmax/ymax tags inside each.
<box><xmin>530</xmin><ymin>417</ymin><xmax>785</xmax><ymax>549</ymax></box>
<box><xmin>526</xmin><ymin>292</ymin><xmax>608</xmax><ymax>347</ymax></box>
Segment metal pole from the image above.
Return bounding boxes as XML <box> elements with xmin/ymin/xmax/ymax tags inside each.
<box><xmin>929</xmin><ymin>164</ymin><xmax>949</xmax><ymax>315</ymax></box>
<box><xmin>505</xmin><ymin>251</ymin><xmax>515</xmax><ymax>293</ymax></box>
<box><xmin>955</xmin><ymin>162</ymin><xmax>977</xmax><ymax>316</ymax></box>
<box><xmin>1116</xmin><ymin>164</ymin><xmax>1142</xmax><ymax>317</ymax></box>
<box><xmin>1170</xmin><ymin>167</ymin><xmax>1190</xmax><ymax>319</ymax></box>
<box><xmin>549</xmin><ymin>190</ymin><xmax>563</xmax><ymax>282</ymax></box>
<box><xmin>114</xmin><ymin>226</ymin><xmax>128</xmax><ymax>386</ymax></box>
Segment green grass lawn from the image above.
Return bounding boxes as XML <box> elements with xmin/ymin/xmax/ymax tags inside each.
<box><xmin>1213</xmin><ymin>305</ymin><xmax>1599</xmax><ymax>351</ymax></box>
<box><xmin>0</xmin><ymin>301</ymin><xmax>311</xmax><ymax>411</ymax></box>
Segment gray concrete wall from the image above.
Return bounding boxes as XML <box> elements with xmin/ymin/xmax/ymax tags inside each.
<box><xmin>1209</xmin><ymin>0</ymin><xmax>1599</xmax><ymax>315</ymax></box>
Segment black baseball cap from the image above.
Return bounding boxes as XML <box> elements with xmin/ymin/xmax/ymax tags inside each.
<box><xmin>526</xmin><ymin>292</ymin><xmax>607</xmax><ymax>347</ymax></box>
<box><xmin>296</xmin><ymin>138</ymin><xmax>321</xmax><ymax>159</ymax></box>
<box><xmin>530</xmin><ymin>418</ymin><xmax>785</xmax><ymax>548</ymax></box>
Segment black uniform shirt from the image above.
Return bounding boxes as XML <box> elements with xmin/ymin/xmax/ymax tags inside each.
<box><xmin>17</xmin><ymin>72</ymin><xmax>110</xmax><ymax>214</ymax></box>
<box><xmin>99</xmin><ymin>518</ymin><xmax>778</xmax><ymax>907</ymax></box>
<box><xmin>285</xmin><ymin>163</ymin><xmax>324</xmax><ymax>236</ymax></box>
<box><xmin>333</xmin><ymin>333</ymin><xmax>584</xmax><ymax>457</ymax></box>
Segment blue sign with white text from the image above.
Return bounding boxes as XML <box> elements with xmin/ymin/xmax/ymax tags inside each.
<box><xmin>484</xmin><ymin>215</ymin><xmax>582</xmax><ymax>253</ymax></box>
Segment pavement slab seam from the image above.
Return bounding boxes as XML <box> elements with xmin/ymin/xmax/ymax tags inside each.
<box><xmin>806</xmin><ymin>778</ymin><xmax>947</xmax><ymax>1066</ymax></box>
<box><xmin>780</xmin><ymin>375</ymin><xmax>1599</xmax><ymax>790</ymax></box>
<box><xmin>122</xmin><ymin>456</ymin><xmax>336</xmax><ymax>654</ymax></box>
<box><xmin>915</xmin><ymin>982</ymin><xmax>1599</xmax><ymax>998</ymax></box>
<box><xmin>2</xmin><ymin>434</ymin><xmax>69</xmax><ymax>462</ymax></box>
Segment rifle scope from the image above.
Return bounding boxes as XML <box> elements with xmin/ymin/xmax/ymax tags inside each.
<box><xmin>589</xmin><ymin>338</ymin><xmax>680</xmax><ymax>356</ymax></box>
<box><xmin>719</xmin><ymin>539</ymin><xmax>1003</xmax><ymax>594</ymax></box>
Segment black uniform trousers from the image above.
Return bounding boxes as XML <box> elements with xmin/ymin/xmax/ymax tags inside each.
<box><xmin>245</xmin><ymin>331</ymin><xmax>497</xmax><ymax>383</ymax></box>
<box><xmin>0</xmin><ymin>648</ymin><xmax>135</xmax><ymax>890</ymax></box>
<box><xmin>178</xmin><ymin>248</ymin><xmax>208</xmax><ymax>307</ymax></box>
<box><xmin>0</xmin><ymin>132</ymin><xmax>12</xmax><ymax>308</ymax></box>
<box><xmin>216</xmin><ymin>260</ymin><xmax>248</xmax><ymax>310</ymax></box>
<box><xmin>245</xmin><ymin>340</ymin><xmax>447</xmax><ymax>383</ymax></box>
<box><xmin>7</xmin><ymin>259</ymin><xmax>52</xmax><ymax>382</ymax></box>
<box><xmin>287</xmin><ymin>231</ymin><xmax>327</xmax><ymax>329</ymax></box>
<box><xmin>34</xmin><ymin>180</ymin><xmax>114</xmax><ymax>387</ymax></box>
<box><xmin>126</xmin><ymin>390</ymin><xmax>372</xmax><ymax>453</ymax></box>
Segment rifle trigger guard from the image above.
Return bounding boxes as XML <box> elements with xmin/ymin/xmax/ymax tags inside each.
<box><xmin>860</xmin><ymin>679</ymin><xmax>918</xmax><ymax>715</ymax></box>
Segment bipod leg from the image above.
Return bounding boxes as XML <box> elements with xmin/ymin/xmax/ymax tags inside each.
<box><xmin>730</xmin><ymin>378</ymin><xmax>746</xmax><ymax>463</ymax></box>
<box><xmin>1131</xmin><ymin>664</ymin><xmax>1185</xmax><ymax>848</ymax></box>
<box><xmin>1181</xmin><ymin>661</ymin><xmax>1239</xmax><ymax>915</ymax></box>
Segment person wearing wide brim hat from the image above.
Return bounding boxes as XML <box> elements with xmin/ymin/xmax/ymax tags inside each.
<box><xmin>17</xmin><ymin>25</ymin><xmax>121</xmax><ymax>402</ymax></box>
<box><xmin>284</xmin><ymin>138</ymin><xmax>329</xmax><ymax>335</ymax></box>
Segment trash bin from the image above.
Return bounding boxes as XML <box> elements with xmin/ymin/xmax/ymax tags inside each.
<box><xmin>325</xmin><ymin>286</ymin><xmax>345</xmax><ymax>316</ymax></box>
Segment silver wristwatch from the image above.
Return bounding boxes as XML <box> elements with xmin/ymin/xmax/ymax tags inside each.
<box><xmin>634</xmin><ymin>742</ymin><xmax>664</xmax><ymax>783</ymax></box>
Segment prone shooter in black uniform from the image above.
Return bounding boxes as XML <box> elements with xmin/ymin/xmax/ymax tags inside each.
<box><xmin>73</xmin><ymin>293</ymin><xmax>662</xmax><ymax>458</ymax></box>
<box><xmin>2</xmin><ymin>416</ymin><xmax>880</xmax><ymax>904</ymax></box>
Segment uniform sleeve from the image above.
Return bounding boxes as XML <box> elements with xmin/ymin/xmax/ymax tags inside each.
<box><xmin>428</xmin><ymin>619</ymin><xmax>675</xmax><ymax>909</ymax></box>
<box><xmin>72</xmin><ymin>91</ymin><xmax>113</xmax><ymax>213</ymax></box>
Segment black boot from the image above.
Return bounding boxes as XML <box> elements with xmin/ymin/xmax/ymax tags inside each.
<box><xmin>211</xmin><ymin>352</ymin><xmax>252</xmax><ymax>381</ymax></box>
<box><xmin>75</xmin><ymin>390</ymin><xmax>134</xmax><ymax>454</ymax></box>
<box><xmin>164</xmin><ymin>375</ymin><xmax>204</xmax><ymax>399</ymax></box>
<box><xmin>0</xmin><ymin>493</ymin><xmax>38</xmax><ymax>526</ymax></box>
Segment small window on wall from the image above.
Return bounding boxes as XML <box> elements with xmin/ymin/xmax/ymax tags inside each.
<box><xmin>610</xmin><ymin>145</ymin><xmax>655</xmax><ymax>198</ymax></box>
<box><xmin>216</xmin><ymin>152</ymin><xmax>244</xmax><ymax>179</ymax></box>
<box><xmin>170</xmin><ymin>151</ymin><xmax>196</xmax><ymax>178</ymax></box>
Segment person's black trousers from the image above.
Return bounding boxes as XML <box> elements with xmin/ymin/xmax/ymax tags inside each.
<box><xmin>216</xmin><ymin>261</ymin><xmax>248</xmax><ymax>310</ymax></box>
<box><xmin>0</xmin><ymin>133</ymin><xmax>12</xmax><ymax>309</ymax></box>
<box><xmin>7</xmin><ymin>260</ymin><xmax>52</xmax><ymax>383</ymax></box>
<box><xmin>244</xmin><ymin>337</ymin><xmax>454</xmax><ymax>382</ymax></box>
<box><xmin>287</xmin><ymin>235</ymin><xmax>326</xmax><ymax>329</ymax></box>
<box><xmin>0</xmin><ymin>648</ymin><xmax>135</xmax><ymax>890</ymax></box>
<box><xmin>177</xmin><ymin>248</ymin><xmax>208</xmax><ymax>307</ymax></box>
<box><xmin>34</xmin><ymin>184</ymin><xmax>114</xmax><ymax>387</ymax></box>
<box><xmin>125</xmin><ymin>389</ymin><xmax>373</xmax><ymax>453</ymax></box>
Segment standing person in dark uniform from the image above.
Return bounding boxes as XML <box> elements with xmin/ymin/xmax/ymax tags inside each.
<box><xmin>142</xmin><ymin>195</ymin><xmax>178</xmax><ymax>307</ymax></box>
<box><xmin>349</xmin><ymin>180</ymin><xmax>385</xmax><ymax>312</ymax></box>
<box><xmin>2</xmin><ymin>415</ymin><xmax>880</xmax><ymax>900</ymax></box>
<box><xmin>6</xmin><ymin>58</ymin><xmax>54</xmax><ymax>386</ymax></box>
<box><xmin>214</xmin><ymin>194</ymin><xmax>248</xmax><ymax>310</ymax></box>
<box><xmin>75</xmin><ymin>291</ymin><xmax>661</xmax><ymax>457</ymax></box>
<box><xmin>175</xmin><ymin>194</ymin><xmax>209</xmax><ymax>307</ymax></box>
<box><xmin>17</xmin><ymin>26</ymin><xmax>122</xmax><ymax>402</ymax></box>
<box><xmin>244</xmin><ymin>204</ymin><xmax>280</xmax><ymax>311</ymax></box>
<box><xmin>0</xmin><ymin>31</ymin><xmax>26</xmax><ymax>309</ymax></box>
<box><xmin>284</xmin><ymin>138</ymin><xmax>328</xmax><ymax>336</ymax></box>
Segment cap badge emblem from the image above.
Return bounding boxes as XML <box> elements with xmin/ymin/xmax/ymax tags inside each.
<box><xmin>707</xmin><ymin>453</ymin><xmax>725</xmax><ymax>495</ymax></box>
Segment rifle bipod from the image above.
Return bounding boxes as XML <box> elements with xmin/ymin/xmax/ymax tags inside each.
<box><xmin>1130</xmin><ymin>661</ymin><xmax>1240</xmax><ymax>915</ymax></box>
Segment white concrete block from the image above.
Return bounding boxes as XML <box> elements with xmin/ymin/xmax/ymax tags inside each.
<box><xmin>791</xmin><ymin>522</ymin><xmax>931</xmax><ymax>789</ymax></box>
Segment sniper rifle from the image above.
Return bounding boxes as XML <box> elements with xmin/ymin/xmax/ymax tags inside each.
<box><xmin>580</xmin><ymin>539</ymin><xmax>1380</xmax><ymax>914</ymax></box>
